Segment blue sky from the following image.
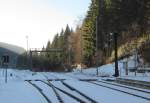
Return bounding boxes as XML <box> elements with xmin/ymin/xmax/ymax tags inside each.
<box><xmin>0</xmin><ymin>0</ymin><xmax>91</xmax><ymax>49</ymax></box>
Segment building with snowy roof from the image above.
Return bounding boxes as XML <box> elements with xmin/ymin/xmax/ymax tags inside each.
<box><xmin>0</xmin><ymin>42</ymin><xmax>25</xmax><ymax>68</ymax></box>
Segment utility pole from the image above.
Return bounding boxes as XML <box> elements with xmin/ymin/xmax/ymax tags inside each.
<box><xmin>113</xmin><ymin>33</ymin><xmax>119</xmax><ymax>77</ymax></box>
<box><xmin>69</xmin><ymin>47</ymin><xmax>71</xmax><ymax>68</ymax></box>
<box><xmin>26</xmin><ymin>35</ymin><xmax>29</xmax><ymax>68</ymax></box>
<box><xmin>26</xmin><ymin>35</ymin><xmax>29</xmax><ymax>52</ymax></box>
<box><xmin>29</xmin><ymin>51</ymin><xmax>32</xmax><ymax>71</ymax></box>
<box><xmin>68</xmin><ymin>36</ymin><xmax>71</xmax><ymax>71</ymax></box>
<box><xmin>96</xmin><ymin>17</ymin><xmax>99</xmax><ymax>76</ymax></box>
<box><xmin>80</xmin><ymin>28</ymin><xmax>83</xmax><ymax>73</ymax></box>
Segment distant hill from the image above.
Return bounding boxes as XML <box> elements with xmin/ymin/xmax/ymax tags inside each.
<box><xmin>0</xmin><ymin>42</ymin><xmax>25</xmax><ymax>54</ymax></box>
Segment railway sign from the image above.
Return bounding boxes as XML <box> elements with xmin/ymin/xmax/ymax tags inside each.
<box><xmin>2</xmin><ymin>55</ymin><xmax>9</xmax><ymax>64</ymax></box>
<box><xmin>1</xmin><ymin>55</ymin><xmax>9</xmax><ymax>83</ymax></box>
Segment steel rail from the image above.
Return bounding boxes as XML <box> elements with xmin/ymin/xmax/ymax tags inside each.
<box><xmin>86</xmin><ymin>81</ymin><xmax>150</xmax><ymax>101</ymax></box>
<box><xmin>27</xmin><ymin>81</ymin><xmax>52</xmax><ymax>103</ymax></box>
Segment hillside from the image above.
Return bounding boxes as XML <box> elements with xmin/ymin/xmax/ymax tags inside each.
<box><xmin>109</xmin><ymin>35</ymin><xmax>150</xmax><ymax>63</ymax></box>
<box><xmin>0</xmin><ymin>42</ymin><xmax>25</xmax><ymax>55</ymax></box>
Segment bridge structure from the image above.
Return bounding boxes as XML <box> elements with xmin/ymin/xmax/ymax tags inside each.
<box><xmin>29</xmin><ymin>48</ymin><xmax>63</xmax><ymax>71</ymax></box>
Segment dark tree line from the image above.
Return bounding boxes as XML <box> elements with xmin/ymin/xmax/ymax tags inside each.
<box><xmin>81</xmin><ymin>0</ymin><xmax>150</xmax><ymax>66</ymax></box>
<box><xmin>17</xmin><ymin>0</ymin><xmax>150</xmax><ymax>71</ymax></box>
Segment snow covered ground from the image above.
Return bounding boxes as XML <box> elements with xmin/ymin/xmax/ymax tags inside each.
<box><xmin>0</xmin><ymin>57</ymin><xmax>150</xmax><ymax>103</ymax></box>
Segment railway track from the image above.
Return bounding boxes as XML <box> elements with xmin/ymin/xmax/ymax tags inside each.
<box><xmin>28</xmin><ymin>80</ymin><xmax>80</xmax><ymax>103</ymax></box>
<box><xmin>84</xmin><ymin>80</ymin><xmax>150</xmax><ymax>101</ymax></box>
<box><xmin>98</xmin><ymin>80</ymin><xmax>150</xmax><ymax>93</ymax></box>
<box><xmin>41</xmin><ymin>80</ymin><xmax>96</xmax><ymax>103</ymax></box>
<box><xmin>27</xmin><ymin>72</ymin><xmax>150</xmax><ymax>103</ymax></box>
<box><xmin>116</xmin><ymin>78</ymin><xmax>150</xmax><ymax>89</ymax></box>
<box><xmin>43</xmin><ymin>73</ymin><xmax>98</xmax><ymax>103</ymax></box>
<box><xmin>61</xmin><ymin>81</ymin><xmax>98</xmax><ymax>103</ymax></box>
<box><xmin>27</xmin><ymin>80</ymin><xmax>52</xmax><ymax>103</ymax></box>
<box><xmin>27</xmin><ymin>80</ymin><xmax>66</xmax><ymax>103</ymax></box>
<box><xmin>44</xmin><ymin>80</ymin><xmax>64</xmax><ymax>103</ymax></box>
<box><xmin>42</xmin><ymin>75</ymin><xmax>88</xmax><ymax>103</ymax></box>
<box><xmin>67</xmin><ymin>72</ymin><xmax>150</xmax><ymax>94</ymax></box>
<box><xmin>27</xmin><ymin>75</ymin><xmax>94</xmax><ymax>103</ymax></box>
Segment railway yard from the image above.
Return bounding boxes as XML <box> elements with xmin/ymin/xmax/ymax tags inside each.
<box><xmin>0</xmin><ymin>69</ymin><xmax>150</xmax><ymax>103</ymax></box>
